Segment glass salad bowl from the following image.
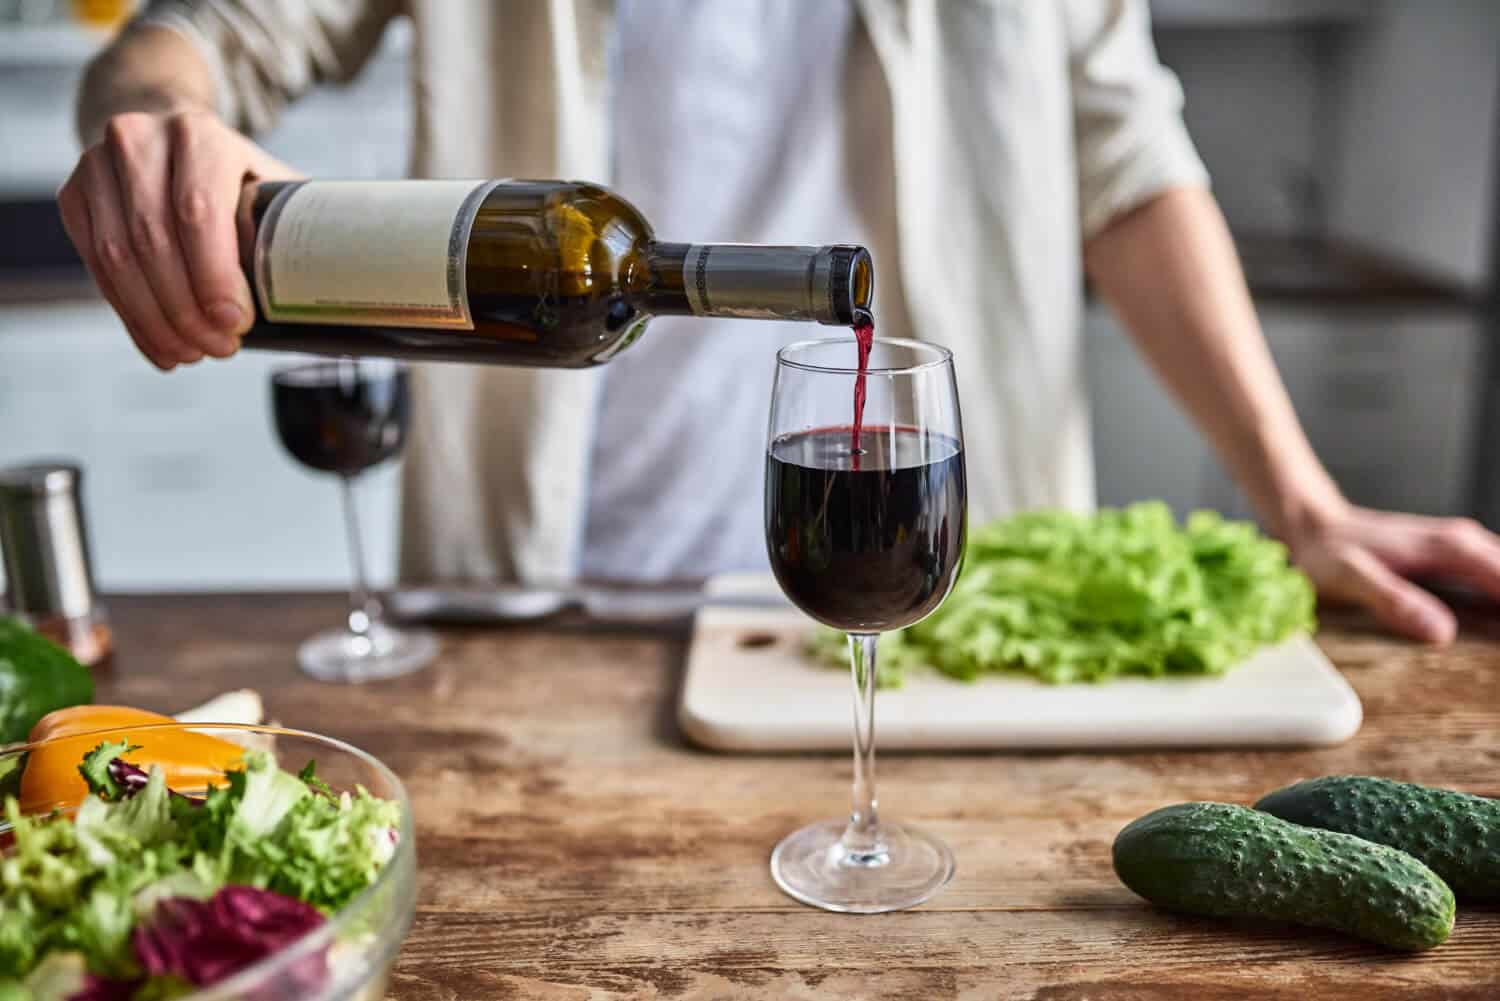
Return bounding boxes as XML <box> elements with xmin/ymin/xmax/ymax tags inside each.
<box><xmin>0</xmin><ymin>723</ymin><xmax>417</xmax><ymax>1001</ymax></box>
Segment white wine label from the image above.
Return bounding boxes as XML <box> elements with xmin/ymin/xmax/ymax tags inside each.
<box><xmin>681</xmin><ymin>244</ymin><xmax>822</xmax><ymax>321</ymax></box>
<box><xmin>256</xmin><ymin>180</ymin><xmax>497</xmax><ymax>329</ymax></box>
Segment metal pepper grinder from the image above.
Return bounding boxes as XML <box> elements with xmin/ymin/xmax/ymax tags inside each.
<box><xmin>0</xmin><ymin>462</ymin><xmax>112</xmax><ymax>667</ymax></box>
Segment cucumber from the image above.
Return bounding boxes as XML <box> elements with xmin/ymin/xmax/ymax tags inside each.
<box><xmin>1113</xmin><ymin>802</ymin><xmax>1454</xmax><ymax>951</ymax></box>
<box><xmin>1257</xmin><ymin>776</ymin><xmax>1500</xmax><ymax>901</ymax></box>
<box><xmin>0</xmin><ymin>618</ymin><xmax>94</xmax><ymax>745</ymax></box>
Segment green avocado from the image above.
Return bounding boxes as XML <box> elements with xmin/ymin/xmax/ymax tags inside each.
<box><xmin>0</xmin><ymin>617</ymin><xmax>94</xmax><ymax>744</ymax></box>
<box><xmin>1257</xmin><ymin>775</ymin><xmax>1500</xmax><ymax>901</ymax></box>
<box><xmin>1113</xmin><ymin>802</ymin><xmax>1454</xmax><ymax>951</ymax></box>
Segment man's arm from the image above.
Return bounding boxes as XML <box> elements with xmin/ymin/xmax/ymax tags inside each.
<box><xmin>1085</xmin><ymin>187</ymin><xmax>1500</xmax><ymax>643</ymax></box>
<box><xmin>1084</xmin><ymin>188</ymin><xmax>1341</xmax><ymax>538</ymax></box>
<box><xmin>77</xmin><ymin>23</ymin><xmax>216</xmax><ymax>143</ymax></box>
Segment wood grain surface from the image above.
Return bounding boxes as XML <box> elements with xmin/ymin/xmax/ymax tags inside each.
<box><xmin>93</xmin><ymin>594</ymin><xmax>1500</xmax><ymax>1000</ymax></box>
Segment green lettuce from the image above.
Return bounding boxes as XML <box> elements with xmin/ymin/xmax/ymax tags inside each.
<box><xmin>75</xmin><ymin>768</ymin><xmax>175</xmax><ymax>867</ymax></box>
<box><xmin>77</xmin><ymin>741</ymin><xmax>138</xmax><ymax>803</ymax></box>
<box><xmin>811</xmin><ymin>502</ymin><xmax>1316</xmax><ymax>685</ymax></box>
<box><xmin>171</xmin><ymin>751</ymin><xmax>400</xmax><ymax>911</ymax></box>
<box><xmin>228</xmin><ymin>754</ymin><xmax>309</xmax><ymax>841</ymax></box>
<box><xmin>5</xmin><ymin>953</ymin><xmax>87</xmax><ymax>1001</ymax></box>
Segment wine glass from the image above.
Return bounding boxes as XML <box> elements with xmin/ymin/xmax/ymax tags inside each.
<box><xmin>270</xmin><ymin>358</ymin><xmax>437</xmax><ymax>682</ymax></box>
<box><xmin>765</xmin><ymin>337</ymin><xmax>967</xmax><ymax>913</ymax></box>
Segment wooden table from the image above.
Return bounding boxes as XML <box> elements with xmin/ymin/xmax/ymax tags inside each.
<box><xmin>96</xmin><ymin>594</ymin><xmax>1500</xmax><ymax>1000</ymax></box>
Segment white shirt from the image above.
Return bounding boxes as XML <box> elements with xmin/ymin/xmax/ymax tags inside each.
<box><xmin>582</xmin><ymin>0</ymin><xmax>902</xmax><ymax>580</ymax></box>
<box><xmin>143</xmin><ymin>0</ymin><xmax>1209</xmax><ymax>586</ymax></box>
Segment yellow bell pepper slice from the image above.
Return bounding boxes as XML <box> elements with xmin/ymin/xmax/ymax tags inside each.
<box><xmin>19</xmin><ymin>705</ymin><xmax>245</xmax><ymax>814</ymax></box>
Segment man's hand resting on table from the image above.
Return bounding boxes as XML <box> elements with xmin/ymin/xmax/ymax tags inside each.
<box><xmin>1287</xmin><ymin>504</ymin><xmax>1500</xmax><ymax>646</ymax></box>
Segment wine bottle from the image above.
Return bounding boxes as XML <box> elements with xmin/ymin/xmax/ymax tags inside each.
<box><xmin>235</xmin><ymin>179</ymin><xmax>873</xmax><ymax>367</ymax></box>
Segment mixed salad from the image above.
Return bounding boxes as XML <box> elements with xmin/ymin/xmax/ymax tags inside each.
<box><xmin>0</xmin><ymin>740</ymin><xmax>401</xmax><ymax>1000</ymax></box>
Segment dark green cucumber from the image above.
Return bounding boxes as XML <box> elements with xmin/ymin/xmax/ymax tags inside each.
<box><xmin>1113</xmin><ymin>802</ymin><xmax>1454</xmax><ymax>951</ymax></box>
<box><xmin>1257</xmin><ymin>776</ymin><xmax>1500</xmax><ymax>901</ymax></box>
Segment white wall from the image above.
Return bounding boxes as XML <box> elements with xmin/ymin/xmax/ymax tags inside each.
<box><xmin>1325</xmin><ymin>1</ymin><xmax>1500</xmax><ymax>288</ymax></box>
<box><xmin>0</xmin><ymin>63</ymin><xmax>82</xmax><ymax>196</ymax></box>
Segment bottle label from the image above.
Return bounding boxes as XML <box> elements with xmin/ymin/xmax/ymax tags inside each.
<box><xmin>681</xmin><ymin>244</ymin><xmax>824</xmax><ymax>322</ymax></box>
<box><xmin>255</xmin><ymin>180</ymin><xmax>498</xmax><ymax>329</ymax></box>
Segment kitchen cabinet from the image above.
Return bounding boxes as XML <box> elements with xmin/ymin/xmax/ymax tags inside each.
<box><xmin>1087</xmin><ymin>301</ymin><xmax>1484</xmax><ymax>520</ymax></box>
<box><xmin>0</xmin><ymin>301</ymin><xmax>401</xmax><ymax>591</ymax></box>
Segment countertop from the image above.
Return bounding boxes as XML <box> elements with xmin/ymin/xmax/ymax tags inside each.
<box><xmin>91</xmin><ymin>592</ymin><xmax>1500</xmax><ymax>1000</ymax></box>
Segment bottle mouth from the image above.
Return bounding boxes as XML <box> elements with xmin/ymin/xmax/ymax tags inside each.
<box><xmin>824</xmin><ymin>245</ymin><xmax>873</xmax><ymax>325</ymax></box>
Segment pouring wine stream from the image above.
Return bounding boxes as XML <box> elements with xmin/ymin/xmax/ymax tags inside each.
<box><xmin>850</xmin><ymin>310</ymin><xmax>875</xmax><ymax>470</ymax></box>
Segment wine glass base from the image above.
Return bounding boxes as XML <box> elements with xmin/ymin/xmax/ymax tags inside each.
<box><xmin>297</xmin><ymin>622</ymin><xmax>438</xmax><ymax>683</ymax></box>
<box><xmin>770</xmin><ymin>819</ymin><xmax>954</xmax><ymax>913</ymax></box>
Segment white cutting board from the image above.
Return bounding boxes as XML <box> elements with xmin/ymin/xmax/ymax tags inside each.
<box><xmin>678</xmin><ymin>574</ymin><xmax>1363</xmax><ymax>751</ymax></box>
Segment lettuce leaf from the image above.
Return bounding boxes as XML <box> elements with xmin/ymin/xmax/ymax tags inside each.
<box><xmin>227</xmin><ymin>755</ymin><xmax>308</xmax><ymax>842</ymax></box>
<box><xmin>812</xmin><ymin>502</ymin><xmax>1317</xmax><ymax>685</ymax></box>
<box><xmin>78</xmin><ymin>744</ymin><xmax>139</xmax><ymax>803</ymax></box>
<box><xmin>247</xmin><ymin>788</ymin><xmax>401</xmax><ymax>911</ymax></box>
<box><xmin>75</xmin><ymin>769</ymin><xmax>176</xmax><ymax>870</ymax></box>
<box><xmin>12</xmin><ymin>953</ymin><xmax>87</xmax><ymax>1001</ymax></box>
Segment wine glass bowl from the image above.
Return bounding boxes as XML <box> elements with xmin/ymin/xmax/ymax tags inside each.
<box><xmin>764</xmin><ymin>337</ymin><xmax>966</xmax><ymax>913</ymax></box>
<box><xmin>270</xmin><ymin>360</ymin><xmax>410</xmax><ymax>475</ymax></box>
<box><xmin>270</xmin><ymin>359</ymin><xmax>437</xmax><ymax>683</ymax></box>
<box><xmin>766</xmin><ymin>338</ymin><xmax>966</xmax><ymax>635</ymax></box>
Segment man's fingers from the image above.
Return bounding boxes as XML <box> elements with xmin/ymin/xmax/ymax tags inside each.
<box><xmin>101</xmin><ymin>269</ymin><xmax>182</xmax><ymax>371</ymax></box>
<box><xmin>106</xmin><ymin>113</ymin><xmax>239</xmax><ymax>359</ymax></box>
<box><xmin>168</xmin><ymin>111</ymin><xmax>255</xmax><ymax>343</ymax></box>
<box><xmin>80</xmin><ymin>146</ymin><xmax>203</xmax><ymax>367</ymax></box>
<box><xmin>1335</xmin><ymin>544</ymin><xmax>1456</xmax><ymax>645</ymax></box>
<box><xmin>61</xmin><ymin>161</ymin><xmax>178</xmax><ymax>367</ymax></box>
<box><xmin>1417</xmin><ymin>517</ymin><xmax>1500</xmax><ymax>602</ymax></box>
<box><xmin>60</xmin><ymin>165</ymin><xmax>183</xmax><ymax>370</ymax></box>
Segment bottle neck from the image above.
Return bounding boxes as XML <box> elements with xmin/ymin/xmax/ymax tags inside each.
<box><xmin>643</xmin><ymin>242</ymin><xmax>872</xmax><ymax>326</ymax></box>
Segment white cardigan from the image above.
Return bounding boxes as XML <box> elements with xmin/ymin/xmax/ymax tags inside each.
<box><xmin>144</xmin><ymin>0</ymin><xmax>1209</xmax><ymax>584</ymax></box>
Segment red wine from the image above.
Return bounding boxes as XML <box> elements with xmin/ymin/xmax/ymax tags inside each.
<box><xmin>766</xmin><ymin>425</ymin><xmax>966</xmax><ymax>633</ymax></box>
<box><xmin>850</xmin><ymin>313</ymin><xmax>874</xmax><ymax>468</ymax></box>
<box><xmin>271</xmin><ymin>363</ymin><xmax>410</xmax><ymax>475</ymax></box>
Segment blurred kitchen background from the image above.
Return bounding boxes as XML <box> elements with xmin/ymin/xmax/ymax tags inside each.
<box><xmin>0</xmin><ymin>0</ymin><xmax>1497</xmax><ymax>591</ymax></box>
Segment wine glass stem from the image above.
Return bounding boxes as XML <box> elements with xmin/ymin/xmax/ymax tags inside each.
<box><xmin>340</xmin><ymin>474</ymin><xmax>381</xmax><ymax>636</ymax></box>
<box><xmin>843</xmin><ymin>632</ymin><xmax>886</xmax><ymax>863</ymax></box>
